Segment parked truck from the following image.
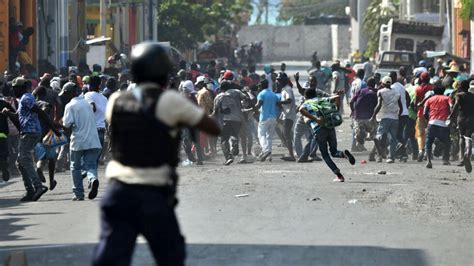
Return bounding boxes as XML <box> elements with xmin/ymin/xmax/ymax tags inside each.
<box><xmin>379</xmin><ymin>19</ymin><xmax>444</xmax><ymax>59</ymax></box>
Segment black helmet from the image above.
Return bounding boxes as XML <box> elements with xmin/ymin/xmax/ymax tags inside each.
<box><xmin>130</xmin><ymin>42</ymin><xmax>173</xmax><ymax>86</ymax></box>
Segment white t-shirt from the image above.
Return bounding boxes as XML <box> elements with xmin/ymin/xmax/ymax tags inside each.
<box><xmin>377</xmin><ymin>88</ymin><xmax>400</xmax><ymax>121</ymax></box>
<box><xmin>391</xmin><ymin>82</ymin><xmax>408</xmax><ymax>116</ymax></box>
<box><xmin>63</xmin><ymin>96</ymin><xmax>102</xmax><ymax>151</ymax></box>
<box><xmin>105</xmin><ymin>87</ymin><xmax>205</xmax><ymax>186</ymax></box>
<box><xmin>84</xmin><ymin>91</ymin><xmax>108</xmax><ymax>129</ymax></box>
<box><xmin>280</xmin><ymin>85</ymin><xmax>297</xmax><ymax>121</ymax></box>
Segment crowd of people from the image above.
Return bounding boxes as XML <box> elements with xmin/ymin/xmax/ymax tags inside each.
<box><xmin>1</xmin><ymin>51</ymin><xmax>473</xmax><ymax>202</ymax></box>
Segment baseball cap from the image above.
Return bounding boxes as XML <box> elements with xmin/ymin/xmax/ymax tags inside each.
<box><xmin>420</xmin><ymin>72</ymin><xmax>430</xmax><ymax>80</ymax></box>
<box><xmin>223</xmin><ymin>70</ymin><xmax>234</xmax><ymax>80</ymax></box>
<box><xmin>382</xmin><ymin>76</ymin><xmax>392</xmax><ymax>85</ymax></box>
<box><xmin>12</xmin><ymin>77</ymin><xmax>29</xmax><ymax>87</ymax></box>
<box><xmin>59</xmin><ymin>82</ymin><xmax>79</xmax><ymax>96</ymax></box>
<box><xmin>195</xmin><ymin>76</ymin><xmax>206</xmax><ymax>85</ymax></box>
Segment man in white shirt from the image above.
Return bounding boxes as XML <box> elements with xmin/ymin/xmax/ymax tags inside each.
<box><xmin>277</xmin><ymin>72</ymin><xmax>297</xmax><ymax>161</ymax></box>
<box><xmin>62</xmin><ymin>83</ymin><xmax>102</xmax><ymax>201</ymax></box>
<box><xmin>85</xmin><ymin>76</ymin><xmax>108</xmax><ymax>164</ymax></box>
<box><xmin>370</xmin><ymin>76</ymin><xmax>403</xmax><ymax>163</ymax></box>
<box><xmin>389</xmin><ymin>71</ymin><xmax>410</xmax><ymax>161</ymax></box>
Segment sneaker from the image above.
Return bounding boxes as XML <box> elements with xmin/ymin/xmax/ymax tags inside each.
<box><xmin>297</xmin><ymin>158</ymin><xmax>313</xmax><ymax>163</ymax></box>
<box><xmin>260</xmin><ymin>151</ymin><xmax>271</xmax><ymax>162</ymax></box>
<box><xmin>32</xmin><ymin>186</ymin><xmax>48</xmax><ymax>201</ymax></box>
<box><xmin>20</xmin><ymin>192</ymin><xmax>36</xmax><ymax>202</ymax></box>
<box><xmin>442</xmin><ymin>160</ymin><xmax>451</xmax><ymax>166</ymax></box>
<box><xmin>310</xmin><ymin>155</ymin><xmax>323</xmax><ymax>161</ymax></box>
<box><xmin>88</xmin><ymin>179</ymin><xmax>99</xmax><ymax>200</ymax></box>
<box><xmin>386</xmin><ymin>159</ymin><xmax>394</xmax><ymax>164</ymax></box>
<box><xmin>457</xmin><ymin>161</ymin><xmax>465</xmax><ymax>167</ymax></box>
<box><xmin>344</xmin><ymin>150</ymin><xmax>356</xmax><ymax>165</ymax></box>
<box><xmin>280</xmin><ymin>156</ymin><xmax>296</xmax><ymax>162</ymax></box>
<box><xmin>377</xmin><ymin>157</ymin><xmax>383</xmax><ymax>163</ymax></box>
<box><xmin>2</xmin><ymin>169</ymin><xmax>10</xmax><ymax>182</ymax></box>
<box><xmin>49</xmin><ymin>180</ymin><xmax>57</xmax><ymax>191</ymax></box>
<box><xmin>333</xmin><ymin>173</ymin><xmax>345</xmax><ymax>182</ymax></box>
<box><xmin>224</xmin><ymin>159</ymin><xmax>234</xmax><ymax>166</ymax></box>
<box><xmin>72</xmin><ymin>195</ymin><xmax>85</xmax><ymax>201</ymax></box>
<box><xmin>196</xmin><ymin>161</ymin><xmax>203</xmax><ymax>166</ymax></box>
<box><xmin>426</xmin><ymin>162</ymin><xmax>432</xmax><ymax>169</ymax></box>
<box><xmin>464</xmin><ymin>156</ymin><xmax>472</xmax><ymax>173</ymax></box>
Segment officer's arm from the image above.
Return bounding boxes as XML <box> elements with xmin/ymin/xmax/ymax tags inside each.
<box><xmin>195</xmin><ymin>115</ymin><xmax>220</xmax><ymax>136</ymax></box>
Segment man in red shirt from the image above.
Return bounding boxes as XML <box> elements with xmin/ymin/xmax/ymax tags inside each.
<box><xmin>414</xmin><ymin>72</ymin><xmax>433</xmax><ymax>161</ymax></box>
<box><xmin>424</xmin><ymin>82</ymin><xmax>451</xmax><ymax>169</ymax></box>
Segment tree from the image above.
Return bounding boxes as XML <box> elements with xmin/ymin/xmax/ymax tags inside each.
<box><xmin>362</xmin><ymin>0</ymin><xmax>399</xmax><ymax>57</ymax></box>
<box><xmin>459</xmin><ymin>0</ymin><xmax>473</xmax><ymax>20</ymax></box>
<box><xmin>157</xmin><ymin>0</ymin><xmax>252</xmax><ymax>50</ymax></box>
<box><xmin>278</xmin><ymin>0</ymin><xmax>347</xmax><ymax>25</ymax></box>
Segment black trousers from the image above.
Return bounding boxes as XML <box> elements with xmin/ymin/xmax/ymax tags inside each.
<box><xmin>0</xmin><ymin>138</ymin><xmax>8</xmax><ymax>172</ymax></box>
<box><xmin>315</xmin><ymin>127</ymin><xmax>344</xmax><ymax>174</ymax></box>
<box><xmin>221</xmin><ymin>121</ymin><xmax>241</xmax><ymax>160</ymax></box>
<box><xmin>93</xmin><ymin>180</ymin><xmax>185</xmax><ymax>266</ymax></box>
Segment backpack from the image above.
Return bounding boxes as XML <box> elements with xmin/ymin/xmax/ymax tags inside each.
<box><xmin>306</xmin><ymin>98</ymin><xmax>343</xmax><ymax>128</ymax></box>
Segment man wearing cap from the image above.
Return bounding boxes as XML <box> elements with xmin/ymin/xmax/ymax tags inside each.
<box><xmin>213</xmin><ymin>80</ymin><xmax>246</xmax><ymax>165</ymax></box>
<box><xmin>370</xmin><ymin>76</ymin><xmax>403</xmax><ymax>163</ymax></box>
<box><xmin>181</xmin><ymin>80</ymin><xmax>205</xmax><ymax>165</ymax></box>
<box><xmin>277</xmin><ymin>72</ymin><xmax>297</xmax><ymax>161</ymax></box>
<box><xmin>450</xmin><ymin>80</ymin><xmax>474</xmax><ymax>173</ymax></box>
<box><xmin>0</xmin><ymin>90</ymin><xmax>20</xmax><ymax>182</ymax></box>
<box><xmin>196</xmin><ymin>76</ymin><xmax>216</xmax><ymax>157</ymax></box>
<box><xmin>62</xmin><ymin>82</ymin><xmax>102</xmax><ymax>201</ymax></box>
<box><xmin>11</xmin><ymin>77</ymin><xmax>58</xmax><ymax>201</ymax></box>
<box><xmin>414</xmin><ymin>72</ymin><xmax>433</xmax><ymax>161</ymax></box>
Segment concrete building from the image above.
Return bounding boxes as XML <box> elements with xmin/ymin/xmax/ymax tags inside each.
<box><xmin>237</xmin><ymin>24</ymin><xmax>350</xmax><ymax>61</ymax></box>
<box><xmin>349</xmin><ymin>0</ymin><xmax>370</xmax><ymax>54</ymax></box>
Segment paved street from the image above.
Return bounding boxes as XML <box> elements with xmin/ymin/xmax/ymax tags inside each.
<box><xmin>1</xmin><ymin>102</ymin><xmax>473</xmax><ymax>265</ymax></box>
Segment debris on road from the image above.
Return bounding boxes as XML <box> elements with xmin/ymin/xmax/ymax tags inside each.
<box><xmin>362</xmin><ymin>189</ymin><xmax>367</xmax><ymax>192</ymax></box>
<box><xmin>307</xmin><ymin>197</ymin><xmax>321</xmax><ymax>201</ymax></box>
<box><xmin>235</xmin><ymin>194</ymin><xmax>249</xmax><ymax>198</ymax></box>
<box><xmin>361</xmin><ymin>160</ymin><xmax>368</xmax><ymax>164</ymax></box>
<box><xmin>377</xmin><ymin>171</ymin><xmax>387</xmax><ymax>175</ymax></box>
<box><xmin>348</xmin><ymin>199</ymin><xmax>358</xmax><ymax>204</ymax></box>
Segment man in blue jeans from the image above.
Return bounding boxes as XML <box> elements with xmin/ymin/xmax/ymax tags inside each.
<box><xmin>10</xmin><ymin>77</ymin><xmax>58</xmax><ymax>201</ymax></box>
<box><xmin>370</xmin><ymin>76</ymin><xmax>403</xmax><ymax>163</ymax></box>
<box><xmin>62</xmin><ymin>82</ymin><xmax>102</xmax><ymax>201</ymax></box>
<box><xmin>299</xmin><ymin>89</ymin><xmax>355</xmax><ymax>182</ymax></box>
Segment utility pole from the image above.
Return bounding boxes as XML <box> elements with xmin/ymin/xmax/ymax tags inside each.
<box><xmin>471</xmin><ymin>18</ymin><xmax>474</xmax><ymax>74</ymax></box>
<box><xmin>100</xmin><ymin>0</ymin><xmax>107</xmax><ymax>37</ymax></box>
<box><xmin>148</xmin><ymin>0</ymin><xmax>153</xmax><ymax>40</ymax></box>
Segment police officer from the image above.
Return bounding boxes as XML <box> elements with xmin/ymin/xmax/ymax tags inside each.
<box><xmin>92</xmin><ymin>42</ymin><xmax>221</xmax><ymax>266</ymax></box>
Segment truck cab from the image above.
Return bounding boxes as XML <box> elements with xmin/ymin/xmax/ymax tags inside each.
<box><xmin>376</xmin><ymin>51</ymin><xmax>416</xmax><ymax>78</ymax></box>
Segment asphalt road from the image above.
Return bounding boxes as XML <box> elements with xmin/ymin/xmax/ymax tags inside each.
<box><xmin>1</xmin><ymin>62</ymin><xmax>473</xmax><ymax>266</ymax></box>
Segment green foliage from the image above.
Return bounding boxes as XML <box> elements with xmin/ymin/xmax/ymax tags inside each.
<box><xmin>459</xmin><ymin>0</ymin><xmax>473</xmax><ymax>19</ymax></box>
<box><xmin>362</xmin><ymin>0</ymin><xmax>398</xmax><ymax>57</ymax></box>
<box><xmin>278</xmin><ymin>0</ymin><xmax>347</xmax><ymax>25</ymax></box>
<box><xmin>157</xmin><ymin>0</ymin><xmax>252</xmax><ymax>50</ymax></box>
